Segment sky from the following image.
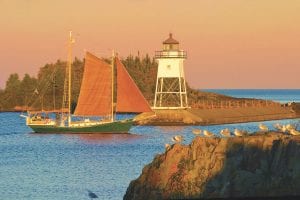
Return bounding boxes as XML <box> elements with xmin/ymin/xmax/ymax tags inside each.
<box><xmin>0</xmin><ymin>0</ymin><xmax>299</xmax><ymax>89</ymax></box>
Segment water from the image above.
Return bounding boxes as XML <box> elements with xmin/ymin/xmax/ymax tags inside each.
<box><xmin>204</xmin><ymin>89</ymin><xmax>300</xmax><ymax>103</ymax></box>
<box><xmin>0</xmin><ymin>90</ymin><xmax>299</xmax><ymax>200</ymax></box>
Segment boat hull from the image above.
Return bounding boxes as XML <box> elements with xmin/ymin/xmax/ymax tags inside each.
<box><xmin>28</xmin><ymin>120</ymin><xmax>133</xmax><ymax>134</ymax></box>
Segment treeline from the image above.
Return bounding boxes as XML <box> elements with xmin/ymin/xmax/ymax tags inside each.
<box><xmin>0</xmin><ymin>58</ymin><xmax>83</xmax><ymax>111</ymax></box>
<box><xmin>0</xmin><ymin>73</ymin><xmax>37</xmax><ymax>110</ymax></box>
<box><xmin>0</xmin><ymin>55</ymin><xmax>159</xmax><ymax>111</ymax></box>
<box><xmin>0</xmin><ymin>54</ymin><xmax>237</xmax><ymax>111</ymax></box>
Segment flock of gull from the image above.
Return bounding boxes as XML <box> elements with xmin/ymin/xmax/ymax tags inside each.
<box><xmin>165</xmin><ymin>122</ymin><xmax>300</xmax><ymax>150</ymax></box>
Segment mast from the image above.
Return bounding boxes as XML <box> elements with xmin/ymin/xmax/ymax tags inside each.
<box><xmin>111</xmin><ymin>50</ymin><xmax>115</xmax><ymax>122</ymax></box>
<box><xmin>67</xmin><ymin>31</ymin><xmax>74</xmax><ymax>125</ymax></box>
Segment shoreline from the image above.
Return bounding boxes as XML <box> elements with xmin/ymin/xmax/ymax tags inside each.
<box><xmin>137</xmin><ymin>116</ymin><xmax>299</xmax><ymax>126</ymax></box>
<box><xmin>3</xmin><ymin>103</ymin><xmax>300</xmax><ymax>127</ymax></box>
<box><xmin>135</xmin><ymin>104</ymin><xmax>300</xmax><ymax>126</ymax></box>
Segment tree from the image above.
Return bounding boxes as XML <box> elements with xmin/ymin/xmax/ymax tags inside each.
<box><xmin>4</xmin><ymin>73</ymin><xmax>21</xmax><ymax>108</ymax></box>
<box><xmin>0</xmin><ymin>89</ymin><xmax>4</xmax><ymax>110</ymax></box>
<box><xmin>19</xmin><ymin>74</ymin><xmax>37</xmax><ymax>108</ymax></box>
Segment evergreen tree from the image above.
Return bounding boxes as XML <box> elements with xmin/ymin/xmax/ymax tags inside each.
<box><xmin>3</xmin><ymin>73</ymin><xmax>21</xmax><ymax>108</ymax></box>
<box><xmin>19</xmin><ymin>74</ymin><xmax>37</xmax><ymax>108</ymax></box>
<box><xmin>0</xmin><ymin>89</ymin><xmax>4</xmax><ymax>110</ymax></box>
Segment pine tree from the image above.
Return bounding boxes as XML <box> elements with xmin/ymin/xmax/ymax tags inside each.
<box><xmin>4</xmin><ymin>73</ymin><xmax>21</xmax><ymax>108</ymax></box>
<box><xmin>19</xmin><ymin>74</ymin><xmax>37</xmax><ymax>108</ymax></box>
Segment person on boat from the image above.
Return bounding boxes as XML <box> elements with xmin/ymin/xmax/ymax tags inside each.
<box><xmin>32</xmin><ymin>114</ymin><xmax>40</xmax><ymax>121</ymax></box>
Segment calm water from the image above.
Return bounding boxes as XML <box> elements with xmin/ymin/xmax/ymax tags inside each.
<box><xmin>204</xmin><ymin>89</ymin><xmax>300</xmax><ymax>103</ymax></box>
<box><xmin>0</xmin><ymin>90</ymin><xmax>299</xmax><ymax>200</ymax></box>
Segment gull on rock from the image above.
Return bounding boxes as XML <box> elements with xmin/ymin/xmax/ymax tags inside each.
<box><xmin>281</xmin><ymin>125</ymin><xmax>287</xmax><ymax>133</ymax></box>
<box><xmin>289</xmin><ymin>129</ymin><xmax>300</xmax><ymax>136</ymax></box>
<box><xmin>220</xmin><ymin>128</ymin><xmax>231</xmax><ymax>137</ymax></box>
<box><xmin>258</xmin><ymin>123</ymin><xmax>268</xmax><ymax>132</ymax></box>
<box><xmin>192</xmin><ymin>129</ymin><xmax>201</xmax><ymax>135</ymax></box>
<box><xmin>165</xmin><ymin>143</ymin><xmax>171</xmax><ymax>151</ymax></box>
<box><xmin>273</xmin><ymin>123</ymin><xmax>287</xmax><ymax>133</ymax></box>
<box><xmin>172</xmin><ymin>135</ymin><xmax>183</xmax><ymax>143</ymax></box>
<box><xmin>286</xmin><ymin>124</ymin><xmax>295</xmax><ymax>131</ymax></box>
<box><xmin>273</xmin><ymin>123</ymin><xmax>283</xmax><ymax>131</ymax></box>
<box><xmin>203</xmin><ymin>130</ymin><xmax>214</xmax><ymax>137</ymax></box>
<box><xmin>234</xmin><ymin>129</ymin><xmax>247</xmax><ymax>137</ymax></box>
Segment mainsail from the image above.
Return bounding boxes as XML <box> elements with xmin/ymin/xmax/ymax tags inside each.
<box><xmin>115</xmin><ymin>57</ymin><xmax>152</xmax><ymax>113</ymax></box>
<box><xmin>74</xmin><ymin>52</ymin><xmax>112</xmax><ymax>116</ymax></box>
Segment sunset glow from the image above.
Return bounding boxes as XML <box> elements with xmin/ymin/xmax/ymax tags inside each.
<box><xmin>0</xmin><ymin>0</ymin><xmax>299</xmax><ymax>89</ymax></box>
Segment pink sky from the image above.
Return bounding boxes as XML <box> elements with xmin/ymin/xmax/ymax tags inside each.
<box><xmin>0</xmin><ymin>0</ymin><xmax>299</xmax><ymax>89</ymax></box>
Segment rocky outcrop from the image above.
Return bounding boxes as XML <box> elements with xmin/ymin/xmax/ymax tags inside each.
<box><xmin>291</xmin><ymin>102</ymin><xmax>300</xmax><ymax>116</ymax></box>
<box><xmin>124</xmin><ymin>133</ymin><xmax>300</xmax><ymax>199</ymax></box>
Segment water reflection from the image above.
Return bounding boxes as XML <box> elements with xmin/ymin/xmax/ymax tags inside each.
<box><xmin>74</xmin><ymin>133</ymin><xmax>143</xmax><ymax>144</ymax></box>
<box><xmin>1</xmin><ymin>112</ymin><xmax>300</xmax><ymax>200</ymax></box>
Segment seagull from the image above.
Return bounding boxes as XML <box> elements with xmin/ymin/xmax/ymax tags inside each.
<box><xmin>87</xmin><ymin>190</ymin><xmax>98</xmax><ymax>199</ymax></box>
<box><xmin>192</xmin><ymin>129</ymin><xmax>201</xmax><ymax>135</ymax></box>
<box><xmin>258</xmin><ymin>123</ymin><xmax>268</xmax><ymax>132</ymax></box>
<box><xmin>172</xmin><ymin>135</ymin><xmax>183</xmax><ymax>143</ymax></box>
<box><xmin>203</xmin><ymin>130</ymin><xmax>214</xmax><ymax>137</ymax></box>
<box><xmin>233</xmin><ymin>129</ymin><xmax>247</xmax><ymax>137</ymax></box>
<box><xmin>165</xmin><ymin>143</ymin><xmax>171</xmax><ymax>151</ymax></box>
<box><xmin>286</xmin><ymin>124</ymin><xmax>295</xmax><ymax>131</ymax></box>
<box><xmin>289</xmin><ymin>129</ymin><xmax>300</xmax><ymax>136</ymax></box>
<box><xmin>273</xmin><ymin>123</ymin><xmax>283</xmax><ymax>131</ymax></box>
<box><xmin>220</xmin><ymin>128</ymin><xmax>231</xmax><ymax>137</ymax></box>
<box><xmin>281</xmin><ymin>125</ymin><xmax>287</xmax><ymax>133</ymax></box>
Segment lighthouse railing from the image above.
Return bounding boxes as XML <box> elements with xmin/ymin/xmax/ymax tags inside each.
<box><xmin>155</xmin><ymin>50</ymin><xmax>187</xmax><ymax>59</ymax></box>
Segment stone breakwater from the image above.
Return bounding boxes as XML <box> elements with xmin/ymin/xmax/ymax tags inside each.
<box><xmin>124</xmin><ymin>133</ymin><xmax>300</xmax><ymax>200</ymax></box>
<box><xmin>135</xmin><ymin>105</ymin><xmax>298</xmax><ymax>126</ymax></box>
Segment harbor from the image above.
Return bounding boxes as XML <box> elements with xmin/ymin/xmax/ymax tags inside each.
<box><xmin>0</xmin><ymin>89</ymin><xmax>299</xmax><ymax>199</ymax></box>
<box><xmin>1</xmin><ymin>115</ymin><xmax>300</xmax><ymax>200</ymax></box>
<box><xmin>0</xmin><ymin>33</ymin><xmax>299</xmax><ymax>200</ymax></box>
<box><xmin>1</xmin><ymin>1</ymin><xmax>300</xmax><ymax>199</ymax></box>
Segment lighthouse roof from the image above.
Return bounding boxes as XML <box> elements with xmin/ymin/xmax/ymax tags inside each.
<box><xmin>163</xmin><ymin>33</ymin><xmax>179</xmax><ymax>44</ymax></box>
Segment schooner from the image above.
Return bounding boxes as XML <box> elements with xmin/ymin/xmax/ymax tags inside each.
<box><xmin>25</xmin><ymin>32</ymin><xmax>151</xmax><ymax>133</ymax></box>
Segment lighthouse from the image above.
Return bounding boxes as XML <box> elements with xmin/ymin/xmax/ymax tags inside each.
<box><xmin>153</xmin><ymin>33</ymin><xmax>188</xmax><ymax>109</ymax></box>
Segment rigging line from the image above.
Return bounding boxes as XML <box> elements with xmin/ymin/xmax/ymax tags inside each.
<box><xmin>27</xmin><ymin>39</ymin><xmax>72</xmax><ymax>110</ymax></box>
<box><xmin>27</xmin><ymin>73</ymin><xmax>55</xmax><ymax>108</ymax></box>
<box><xmin>27</xmin><ymin>33</ymin><xmax>77</xmax><ymax>111</ymax></box>
<box><xmin>27</xmin><ymin>63</ymin><xmax>60</xmax><ymax>109</ymax></box>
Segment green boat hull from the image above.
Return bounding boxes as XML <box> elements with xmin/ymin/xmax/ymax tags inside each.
<box><xmin>28</xmin><ymin>120</ymin><xmax>133</xmax><ymax>134</ymax></box>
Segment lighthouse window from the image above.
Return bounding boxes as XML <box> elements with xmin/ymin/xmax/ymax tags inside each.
<box><xmin>163</xmin><ymin>44</ymin><xmax>168</xmax><ymax>50</ymax></box>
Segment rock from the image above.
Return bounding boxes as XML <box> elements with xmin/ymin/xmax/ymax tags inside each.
<box><xmin>124</xmin><ymin>132</ymin><xmax>300</xmax><ymax>200</ymax></box>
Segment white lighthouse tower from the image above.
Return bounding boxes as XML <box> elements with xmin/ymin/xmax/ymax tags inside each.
<box><xmin>153</xmin><ymin>33</ymin><xmax>188</xmax><ymax>109</ymax></box>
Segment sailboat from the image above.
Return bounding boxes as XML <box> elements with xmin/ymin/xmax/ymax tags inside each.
<box><xmin>25</xmin><ymin>32</ymin><xmax>152</xmax><ymax>133</ymax></box>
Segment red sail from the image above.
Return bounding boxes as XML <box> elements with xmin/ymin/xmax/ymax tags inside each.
<box><xmin>74</xmin><ymin>52</ymin><xmax>112</xmax><ymax>116</ymax></box>
<box><xmin>116</xmin><ymin>57</ymin><xmax>152</xmax><ymax>113</ymax></box>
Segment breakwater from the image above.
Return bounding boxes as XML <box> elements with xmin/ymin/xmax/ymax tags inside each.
<box><xmin>136</xmin><ymin>104</ymin><xmax>299</xmax><ymax>126</ymax></box>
